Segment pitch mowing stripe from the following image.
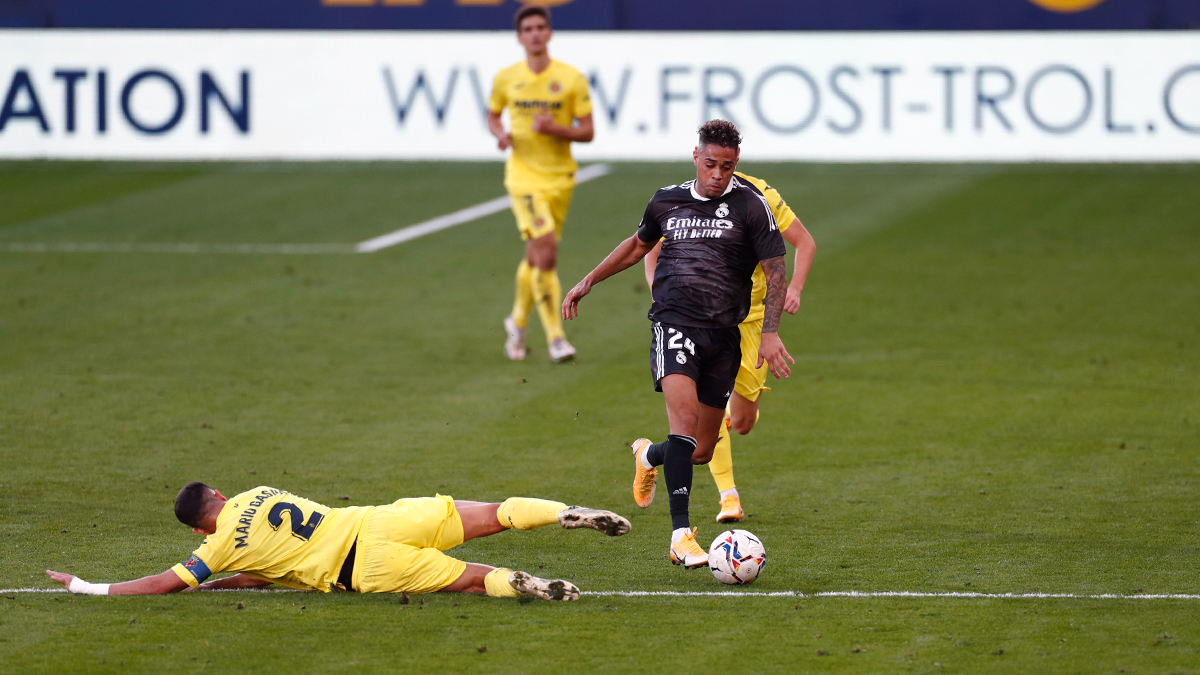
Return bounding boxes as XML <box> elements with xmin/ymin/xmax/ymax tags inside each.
<box><xmin>355</xmin><ymin>163</ymin><xmax>612</xmax><ymax>253</ymax></box>
<box><xmin>0</xmin><ymin>242</ymin><xmax>357</xmax><ymax>254</ymax></box>
<box><xmin>6</xmin><ymin>588</ymin><xmax>1200</xmax><ymax>600</ymax></box>
<box><xmin>0</xmin><ymin>164</ymin><xmax>613</xmax><ymax>256</ymax></box>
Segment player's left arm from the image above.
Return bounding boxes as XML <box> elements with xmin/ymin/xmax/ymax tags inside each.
<box><xmin>532</xmin><ymin>112</ymin><xmax>594</xmax><ymax>143</ymax></box>
<box><xmin>643</xmin><ymin>240</ymin><xmax>663</xmax><ymax>290</ymax></box>
<box><xmin>47</xmin><ymin>568</ymin><xmax>190</xmax><ymax>596</ymax></box>
<box><xmin>532</xmin><ymin>73</ymin><xmax>594</xmax><ymax>143</ymax></box>
<box><xmin>758</xmin><ymin>255</ymin><xmax>795</xmax><ymax>379</ymax></box>
<box><xmin>781</xmin><ymin>218</ymin><xmax>816</xmax><ymax>315</ymax></box>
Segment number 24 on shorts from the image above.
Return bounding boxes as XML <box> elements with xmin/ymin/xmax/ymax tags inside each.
<box><xmin>668</xmin><ymin>329</ymin><xmax>695</xmax><ymax>364</ymax></box>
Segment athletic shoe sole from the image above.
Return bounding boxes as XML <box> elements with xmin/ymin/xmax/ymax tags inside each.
<box><xmin>558</xmin><ymin>506</ymin><xmax>632</xmax><ymax>536</ymax></box>
<box><xmin>509</xmin><ymin>571</ymin><xmax>580</xmax><ymax>601</ymax></box>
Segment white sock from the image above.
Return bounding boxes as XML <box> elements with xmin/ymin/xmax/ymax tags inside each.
<box><xmin>638</xmin><ymin>446</ymin><xmax>654</xmax><ymax>470</ymax></box>
<box><xmin>671</xmin><ymin>527</ymin><xmax>690</xmax><ymax>544</ymax></box>
<box><xmin>719</xmin><ymin>488</ymin><xmax>740</xmax><ymax>500</ymax></box>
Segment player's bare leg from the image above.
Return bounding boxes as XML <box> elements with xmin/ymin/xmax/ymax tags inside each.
<box><xmin>525</xmin><ymin>232</ymin><xmax>557</xmax><ymax>270</ymax></box>
<box><xmin>455</xmin><ymin>501</ymin><xmax>510</xmax><ymax>541</ymax></box>
<box><xmin>728</xmin><ymin>391</ymin><xmax>761</xmax><ymax>435</ymax></box>
<box><xmin>527</xmin><ymin>233</ymin><xmax>575</xmax><ymax>362</ymax></box>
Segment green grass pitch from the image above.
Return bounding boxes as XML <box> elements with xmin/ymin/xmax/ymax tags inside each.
<box><xmin>1</xmin><ymin>160</ymin><xmax>1198</xmax><ymax>673</ymax></box>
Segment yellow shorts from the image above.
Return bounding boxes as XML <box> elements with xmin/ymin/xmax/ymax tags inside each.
<box><xmin>352</xmin><ymin>495</ymin><xmax>468</xmax><ymax>594</ymax></box>
<box><xmin>508</xmin><ymin>185</ymin><xmax>574</xmax><ymax>241</ymax></box>
<box><xmin>733</xmin><ymin>319</ymin><xmax>770</xmax><ymax>403</ymax></box>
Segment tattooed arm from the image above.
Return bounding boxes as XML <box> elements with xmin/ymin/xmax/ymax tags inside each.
<box><xmin>757</xmin><ymin>255</ymin><xmax>795</xmax><ymax>379</ymax></box>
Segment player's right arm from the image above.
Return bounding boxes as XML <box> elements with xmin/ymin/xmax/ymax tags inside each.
<box><xmin>193</xmin><ymin>573</ymin><xmax>273</xmax><ymax>591</ymax></box>
<box><xmin>562</xmin><ymin>234</ymin><xmax>657</xmax><ymax>320</ymax></box>
<box><xmin>486</xmin><ymin>70</ymin><xmax>512</xmax><ymax>150</ymax></box>
<box><xmin>565</xmin><ymin>195</ymin><xmax>665</xmax><ymax>319</ymax></box>
<box><xmin>486</xmin><ymin>111</ymin><xmax>512</xmax><ymax>151</ymax></box>
<box><xmin>47</xmin><ymin>568</ymin><xmax>190</xmax><ymax>596</ymax></box>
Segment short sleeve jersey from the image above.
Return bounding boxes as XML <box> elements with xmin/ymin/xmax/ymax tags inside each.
<box><xmin>637</xmin><ymin>175</ymin><xmax>787</xmax><ymax>328</ymax></box>
<box><xmin>488</xmin><ymin>59</ymin><xmax>592</xmax><ymax>189</ymax></box>
<box><xmin>170</xmin><ymin>487</ymin><xmax>372</xmax><ymax>593</ymax></box>
<box><xmin>736</xmin><ymin>173</ymin><xmax>798</xmax><ymax>324</ymax></box>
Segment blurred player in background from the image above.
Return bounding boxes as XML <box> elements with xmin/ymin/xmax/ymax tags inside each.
<box><xmin>644</xmin><ymin>173</ymin><xmax>815</xmax><ymax>523</ymax></box>
<box><xmin>487</xmin><ymin>4</ymin><xmax>594</xmax><ymax>363</ymax></box>
<box><xmin>48</xmin><ymin>482</ymin><xmax>631</xmax><ymax>601</ymax></box>
<box><xmin>563</xmin><ymin>120</ymin><xmax>792</xmax><ymax>569</ymax></box>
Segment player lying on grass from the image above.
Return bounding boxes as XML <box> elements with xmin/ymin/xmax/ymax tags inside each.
<box><xmin>47</xmin><ymin>482</ymin><xmax>630</xmax><ymax>601</ymax></box>
<box><xmin>644</xmin><ymin>172</ymin><xmax>815</xmax><ymax>523</ymax></box>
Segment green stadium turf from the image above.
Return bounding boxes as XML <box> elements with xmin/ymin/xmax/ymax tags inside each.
<box><xmin>1</xmin><ymin>160</ymin><xmax>1198</xmax><ymax>673</ymax></box>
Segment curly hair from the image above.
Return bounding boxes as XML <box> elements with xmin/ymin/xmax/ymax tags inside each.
<box><xmin>698</xmin><ymin>119</ymin><xmax>742</xmax><ymax>150</ymax></box>
<box><xmin>514</xmin><ymin>4</ymin><xmax>551</xmax><ymax>31</ymax></box>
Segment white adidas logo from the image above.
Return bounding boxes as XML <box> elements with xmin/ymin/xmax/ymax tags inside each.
<box><xmin>672</xmin><ymin>487</ymin><xmax>689</xmax><ymax>495</ymax></box>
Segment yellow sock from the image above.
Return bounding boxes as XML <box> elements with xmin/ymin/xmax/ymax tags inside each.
<box><xmin>710</xmin><ymin>420</ymin><xmax>736</xmax><ymax>493</ymax></box>
<box><xmin>496</xmin><ymin>497</ymin><xmax>567</xmax><ymax>530</ymax></box>
<box><xmin>531</xmin><ymin>267</ymin><xmax>565</xmax><ymax>343</ymax></box>
<box><xmin>512</xmin><ymin>260</ymin><xmax>534</xmax><ymax>329</ymax></box>
<box><xmin>484</xmin><ymin>567</ymin><xmax>521</xmax><ymax>598</ymax></box>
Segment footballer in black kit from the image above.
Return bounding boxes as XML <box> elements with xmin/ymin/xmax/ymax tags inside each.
<box><xmin>562</xmin><ymin>119</ymin><xmax>794</xmax><ymax>569</ymax></box>
<box><xmin>639</xmin><ymin>175</ymin><xmax>785</xmax><ymax>409</ymax></box>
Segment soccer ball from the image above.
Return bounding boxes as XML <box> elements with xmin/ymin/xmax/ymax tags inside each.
<box><xmin>708</xmin><ymin>529</ymin><xmax>766</xmax><ymax>585</ymax></box>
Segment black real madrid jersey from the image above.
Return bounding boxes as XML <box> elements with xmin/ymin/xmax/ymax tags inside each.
<box><xmin>636</xmin><ymin>175</ymin><xmax>787</xmax><ymax>329</ymax></box>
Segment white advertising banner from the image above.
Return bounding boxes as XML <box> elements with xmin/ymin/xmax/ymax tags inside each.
<box><xmin>1</xmin><ymin>30</ymin><xmax>1198</xmax><ymax>161</ymax></box>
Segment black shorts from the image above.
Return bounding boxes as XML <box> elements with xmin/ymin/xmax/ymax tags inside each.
<box><xmin>649</xmin><ymin>322</ymin><xmax>741</xmax><ymax>409</ymax></box>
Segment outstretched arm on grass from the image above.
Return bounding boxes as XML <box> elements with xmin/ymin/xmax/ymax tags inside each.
<box><xmin>47</xmin><ymin>569</ymin><xmax>273</xmax><ymax>595</ymax></box>
<box><xmin>562</xmin><ymin>234</ymin><xmax>657</xmax><ymax>320</ymax></box>
<box><xmin>47</xmin><ymin>568</ymin><xmax>189</xmax><ymax>596</ymax></box>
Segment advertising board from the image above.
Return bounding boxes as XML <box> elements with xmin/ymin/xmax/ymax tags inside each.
<box><xmin>2</xmin><ymin>31</ymin><xmax>1198</xmax><ymax>161</ymax></box>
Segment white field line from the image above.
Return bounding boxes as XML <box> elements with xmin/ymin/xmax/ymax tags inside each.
<box><xmin>0</xmin><ymin>242</ymin><xmax>356</xmax><ymax>254</ymax></box>
<box><xmin>6</xmin><ymin>587</ymin><xmax>1200</xmax><ymax>600</ymax></box>
<box><xmin>583</xmin><ymin>591</ymin><xmax>1200</xmax><ymax>599</ymax></box>
<box><xmin>355</xmin><ymin>163</ymin><xmax>612</xmax><ymax>253</ymax></box>
<box><xmin>0</xmin><ymin>164</ymin><xmax>613</xmax><ymax>256</ymax></box>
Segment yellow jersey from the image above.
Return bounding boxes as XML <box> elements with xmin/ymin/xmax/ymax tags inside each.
<box><xmin>737</xmin><ymin>173</ymin><xmax>797</xmax><ymax>324</ymax></box>
<box><xmin>488</xmin><ymin>59</ymin><xmax>592</xmax><ymax>190</ymax></box>
<box><xmin>171</xmin><ymin>486</ymin><xmax>371</xmax><ymax>593</ymax></box>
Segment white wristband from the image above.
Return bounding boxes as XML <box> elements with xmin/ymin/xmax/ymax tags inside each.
<box><xmin>67</xmin><ymin>577</ymin><xmax>111</xmax><ymax>596</ymax></box>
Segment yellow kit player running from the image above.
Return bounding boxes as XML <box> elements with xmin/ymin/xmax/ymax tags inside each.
<box><xmin>644</xmin><ymin>172</ymin><xmax>815</xmax><ymax>523</ymax></box>
<box><xmin>47</xmin><ymin>482</ymin><xmax>631</xmax><ymax>601</ymax></box>
<box><xmin>487</xmin><ymin>4</ymin><xmax>594</xmax><ymax>363</ymax></box>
